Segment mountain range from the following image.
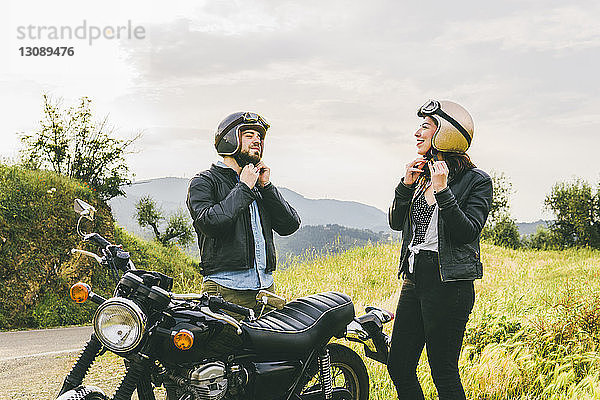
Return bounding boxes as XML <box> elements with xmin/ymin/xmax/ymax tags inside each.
<box><xmin>109</xmin><ymin>176</ymin><xmax>391</xmax><ymax>240</ymax></box>
<box><xmin>109</xmin><ymin>177</ymin><xmax>549</xmax><ymax>251</ymax></box>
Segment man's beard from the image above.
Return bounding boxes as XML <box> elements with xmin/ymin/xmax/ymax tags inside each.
<box><xmin>234</xmin><ymin>149</ymin><xmax>261</xmax><ymax>167</ymax></box>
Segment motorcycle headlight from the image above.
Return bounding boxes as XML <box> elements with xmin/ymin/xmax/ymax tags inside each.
<box><xmin>93</xmin><ymin>297</ymin><xmax>146</xmax><ymax>353</ymax></box>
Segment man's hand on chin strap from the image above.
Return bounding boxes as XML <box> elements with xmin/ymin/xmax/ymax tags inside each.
<box><xmin>240</xmin><ymin>163</ymin><xmax>260</xmax><ymax>189</ymax></box>
<box><xmin>256</xmin><ymin>161</ymin><xmax>271</xmax><ymax>187</ymax></box>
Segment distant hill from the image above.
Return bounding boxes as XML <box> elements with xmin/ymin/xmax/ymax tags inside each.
<box><xmin>108</xmin><ymin>177</ymin><xmax>391</xmax><ymax>239</ymax></box>
<box><xmin>517</xmin><ymin>220</ymin><xmax>551</xmax><ymax>236</ymax></box>
<box><xmin>275</xmin><ymin>188</ymin><xmax>390</xmax><ymax>233</ymax></box>
<box><xmin>275</xmin><ymin>224</ymin><xmax>394</xmax><ymax>263</ymax></box>
<box><xmin>108</xmin><ymin>176</ymin><xmax>395</xmax><ymax>260</ymax></box>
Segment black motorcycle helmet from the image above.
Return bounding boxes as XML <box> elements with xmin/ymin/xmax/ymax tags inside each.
<box><xmin>214</xmin><ymin>111</ymin><xmax>270</xmax><ymax>157</ymax></box>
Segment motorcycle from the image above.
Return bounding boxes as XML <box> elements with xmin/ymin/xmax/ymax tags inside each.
<box><xmin>57</xmin><ymin>199</ymin><xmax>393</xmax><ymax>400</ymax></box>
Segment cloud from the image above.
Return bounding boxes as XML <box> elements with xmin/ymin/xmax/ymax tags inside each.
<box><xmin>3</xmin><ymin>0</ymin><xmax>600</xmax><ymax>222</ymax></box>
<box><xmin>437</xmin><ymin>5</ymin><xmax>600</xmax><ymax>52</ymax></box>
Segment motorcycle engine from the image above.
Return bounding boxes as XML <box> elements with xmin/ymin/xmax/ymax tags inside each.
<box><xmin>182</xmin><ymin>362</ymin><xmax>228</xmax><ymax>400</ymax></box>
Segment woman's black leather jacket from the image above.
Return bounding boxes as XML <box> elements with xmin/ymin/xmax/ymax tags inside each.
<box><xmin>389</xmin><ymin>168</ymin><xmax>493</xmax><ymax>282</ymax></box>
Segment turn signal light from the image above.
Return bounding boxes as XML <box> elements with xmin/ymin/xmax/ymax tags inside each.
<box><xmin>70</xmin><ymin>282</ymin><xmax>91</xmax><ymax>303</ymax></box>
<box><xmin>173</xmin><ymin>329</ymin><xmax>194</xmax><ymax>350</ymax></box>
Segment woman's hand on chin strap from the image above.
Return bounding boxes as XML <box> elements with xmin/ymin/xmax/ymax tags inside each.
<box><xmin>428</xmin><ymin>160</ymin><xmax>449</xmax><ymax>192</ymax></box>
<box><xmin>404</xmin><ymin>156</ymin><xmax>427</xmax><ymax>185</ymax></box>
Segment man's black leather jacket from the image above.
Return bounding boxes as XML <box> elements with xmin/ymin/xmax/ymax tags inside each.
<box><xmin>389</xmin><ymin>168</ymin><xmax>493</xmax><ymax>282</ymax></box>
<box><xmin>187</xmin><ymin>163</ymin><xmax>300</xmax><ymax>276</ymax></box>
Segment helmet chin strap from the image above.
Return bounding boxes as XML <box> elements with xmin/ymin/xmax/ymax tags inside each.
<box><xmin>416</xmin><ymin>147</ymin><xmax>443</xmax><ymax>188</ymax></box>
<box><xmin>426</xmin><ymin>147</ymin><xmax>443</xmax><ymax>161</ymax></box>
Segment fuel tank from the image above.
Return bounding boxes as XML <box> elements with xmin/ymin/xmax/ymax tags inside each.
<box><xmin>155</xmin><ymin>307</ymin><xmax>244</xmax><ymax>364</ymax></box>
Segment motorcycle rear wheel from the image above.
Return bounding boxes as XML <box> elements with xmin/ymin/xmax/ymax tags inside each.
<box><xmin>298</xmin><ymin>343</ymin><xmax>369</xmax><ymax>400</ymax></box>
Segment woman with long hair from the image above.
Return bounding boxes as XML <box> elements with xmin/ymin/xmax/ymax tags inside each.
<box><xmin>387</xmin><ymin>100</ymin><xmax>493</xmax><ymax>399</ymax></box>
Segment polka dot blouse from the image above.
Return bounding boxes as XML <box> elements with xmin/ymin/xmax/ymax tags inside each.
<box><xmin>411</xmin><ymin>189</ymin><xmax>436</xmax><ymax>246</ymax></box>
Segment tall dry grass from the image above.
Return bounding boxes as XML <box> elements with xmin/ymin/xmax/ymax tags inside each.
<box><xmin>274</xmin><ymin>243</ymin><xmax>600</xmax><ymax>399</ymax></box>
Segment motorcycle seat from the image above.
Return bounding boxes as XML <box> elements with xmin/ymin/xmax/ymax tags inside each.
<box><xmin>241</xmin><ymin>291</ymin><xmax>354</xmax><ymax>356</ymax></box>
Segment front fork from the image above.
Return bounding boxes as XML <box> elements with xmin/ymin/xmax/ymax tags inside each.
<box><xmin>112</xmin><ymin>355</ymin><xmax>155</xmax><ymax>400</ymax></box>
<box><xmin>58</xmin><ymin>334</ymin><xmax>104</xmax><ymax>396</ymax></box>
<box><xmin>57</xmin><ymin>334</ymin><xmax>156</xmax><ymax>400</ymax></box>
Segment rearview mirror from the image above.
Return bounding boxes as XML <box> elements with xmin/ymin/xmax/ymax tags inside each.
<box><xmin>256</xmin><ymin>290</ymin><xmax>286</xmax><ymax>310</ymax></box>
<box><xmin>74</xmin><ymin>199</ymin><xmax>96</xmax><ymax>221</ymax></box>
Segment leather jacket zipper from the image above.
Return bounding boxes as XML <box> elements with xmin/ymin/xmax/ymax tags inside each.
<box><xmin>246</xmin><ymin>210</ymin><xmax>254</xmax><ymax>269</ymax></box>
<box><xmin>434</xmin><ymin>205</ymin><xmax>444</xmax><ymax>282</ymax></box>
<box><xmin>400</xmin><ymin>198</ymin><xmax>414</xmax><ymax>273</ymax></box>
<box><xmin>437</xmin><ymin>247</ymin><xmax>446</xmax><ymax>282</ymax></box>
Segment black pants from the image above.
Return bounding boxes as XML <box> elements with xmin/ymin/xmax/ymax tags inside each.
<box><xmin>387</xmin><ymin>251</ymin><xmax>475</xmax><ymax>400</ymax></box>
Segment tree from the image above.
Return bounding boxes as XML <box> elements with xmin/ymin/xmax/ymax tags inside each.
<box><xmin>485</xmin><ymin>215</ymin><xmax>521</xmax><ymax>249</ymax></box>
<box><xmin>135</xmin><ymin>195</ymin><xmax>193</xmax><ymax>247</ymax></box>
<box><xmin>544</xmin><ymin>179</ymin><xmax>599</xmax><ymax>248</ymax></box>
<box><xmin>524</xmin><ymin>226</ymin><xmax>561</xmax><ymax>250</ymax></box>
<box><xmin>19</xmin><ymin>94</ymin><xmax>139</xmax><ymax>200</ymax></box>
<box><xmin>488</xmin><ymin>172</ymin><xmax>512</xmax><ymax>224</ymax></box>
<box><xmin>481</xmin><ymin>172</ymin><xmax>521</xmax><ymax>248</ymax></box>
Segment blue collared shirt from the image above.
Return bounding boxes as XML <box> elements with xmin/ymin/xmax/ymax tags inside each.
<box><xmin>205</xmin><ymin>161</ymin><xmax>273</xmax><ymax>290</ymax></box>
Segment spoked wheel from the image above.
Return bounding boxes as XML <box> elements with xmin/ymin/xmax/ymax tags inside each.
<box><xmin>298</xmin><ymin>343</ymin><xmax>369</xmax><ymax>400</ymax></box>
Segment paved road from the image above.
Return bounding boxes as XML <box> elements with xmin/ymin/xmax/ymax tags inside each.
<box><xmin>0</xmin><ymin>326</ymin><xmax>93</xmax><ymax>361</ymax></box>
<box><xmin>0</xmin><ymin>326</ymin><xmax>147</xmax><ymax>399</ymax></box>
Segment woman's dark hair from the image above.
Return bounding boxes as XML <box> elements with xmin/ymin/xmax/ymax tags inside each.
<box><xmin>443</xmin><ymin>152</ymin><xmax>477</xmax><ymax>177</ymax></box>
<box><xmin>418</xmin><ymin>152</ymin><xmax>476</xmax><ymax>188</ymax></box>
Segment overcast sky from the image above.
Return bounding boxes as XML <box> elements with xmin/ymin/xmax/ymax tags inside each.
<box><xmin>2</xmin><ymin>0</ymin><xmax>599</xmax><ymax>222</ymax></box>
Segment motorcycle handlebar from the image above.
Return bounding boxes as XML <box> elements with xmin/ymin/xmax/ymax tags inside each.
<box><xmin>71</xmin><ymin>249</ymin><xmax>104</xmax><ymax>264</ymax></box>
<box><xmin>111</xmin><ymin>247</ymin><xmax>132</xmax><ymax>272</ymax></box>
<box><xmin>80</xmin><ymin>233</ymin><xmax>134</xmax><ymax>272</ymax></box>
<box><xmin>208</xmin><ymin>296</ymin><xmax>255</xmax><ymax>320</ymax></box>
<box><xmin>85</xmin><ymin>233</ymin><xmax>112</xmax><ymax>249</ymax></box>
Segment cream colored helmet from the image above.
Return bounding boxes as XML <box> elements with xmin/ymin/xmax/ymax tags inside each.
<box><xmin>417</xmin><ymin>100</ymin><xmax>474</xmax><ymax>153</ymax></box>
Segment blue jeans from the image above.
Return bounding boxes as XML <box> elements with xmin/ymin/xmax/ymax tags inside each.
<box><xmin>387</xmin><ymin>250</ymin><xmax>475</xmax><ymax>400</ymax></box>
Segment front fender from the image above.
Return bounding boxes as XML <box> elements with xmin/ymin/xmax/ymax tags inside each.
<box><xmin>56</xmin><ymin>385</ymin><xmax>107</xmax><ymax>400</ymax></box>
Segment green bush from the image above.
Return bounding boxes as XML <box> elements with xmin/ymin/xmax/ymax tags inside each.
<box><xmin>0</xmin><ymin>163</ymin><xmax>113</xmax><ymax>330</ymax></box>
<box><xmin>32</xmin><ymin>287</ymin><xmax>99</xmax><ymax>328</ymax></box>
<box><xmin>545</xmin><ymin>179</ymin><xmax>600</xmax><ymax>249</ymax></box>
<box><xmin>0</xmin><ymin>162</ymin><xmax>202</xmax><ymax>330</ymax></box>
<box><xmin>113</xmin><ymin>226</ymin><xmax>201</xmax><ymax>294</ymax></box>
<box><xmin>524</xmin><ymin>226</ymin><xmax>562</xmax><ymax>250</ymax></box>
<box><xmin>482</xmin><ymin>214</ymin><xmax>522</xmax><ymax>249</ymax></box>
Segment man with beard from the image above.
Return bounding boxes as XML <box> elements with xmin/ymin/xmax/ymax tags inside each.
<box><xmin>187</xmin><ymin>112</ymin><xmax>300</xmax><ymax>312</ymax></box>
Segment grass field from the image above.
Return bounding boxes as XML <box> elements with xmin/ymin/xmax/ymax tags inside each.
<box><xmin>45</xmin><ymin>242</ymin><xmax>600</xmax><ymax>400</ymax></box>
<box><xmin>273</xmin><ymin>242</ymin><xmax>600</xmax><ymax>399</ymax></box>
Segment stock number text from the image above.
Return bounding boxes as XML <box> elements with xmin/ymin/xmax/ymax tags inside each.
<box><xmin>19</xmin><ymin>47</ymin><xmax>75</xmax><ymax>56</ymax></box>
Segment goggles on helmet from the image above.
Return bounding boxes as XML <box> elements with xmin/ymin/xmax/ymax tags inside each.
<box><xmin>221</xmin><ymin>112</ymin><xmax>270</xmax><ymax>138</ymax></box>
<box><xmin>418</xmin><ymin>99</ymin><xmax>441</xmax><ymax>115</ymax></box>
<box><xmin>242</xmin><ymin>112</ymin><xmax>270</xmax><ymax>129</ymax></box>
<box><xmin>417</xmin><ymin>99</ymin><xmax>472</xmax><ymax>147</ymax></box>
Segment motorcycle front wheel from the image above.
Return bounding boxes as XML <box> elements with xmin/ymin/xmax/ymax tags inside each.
<box><xmin>298</xmin><ymin>343</ymin><xmax>369</xmax><ymax>400</ymax></box>
<box><xmin>56</xmin><ymin>385</ymin><xmax>108</xmax><ymax>400</ymax></box>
